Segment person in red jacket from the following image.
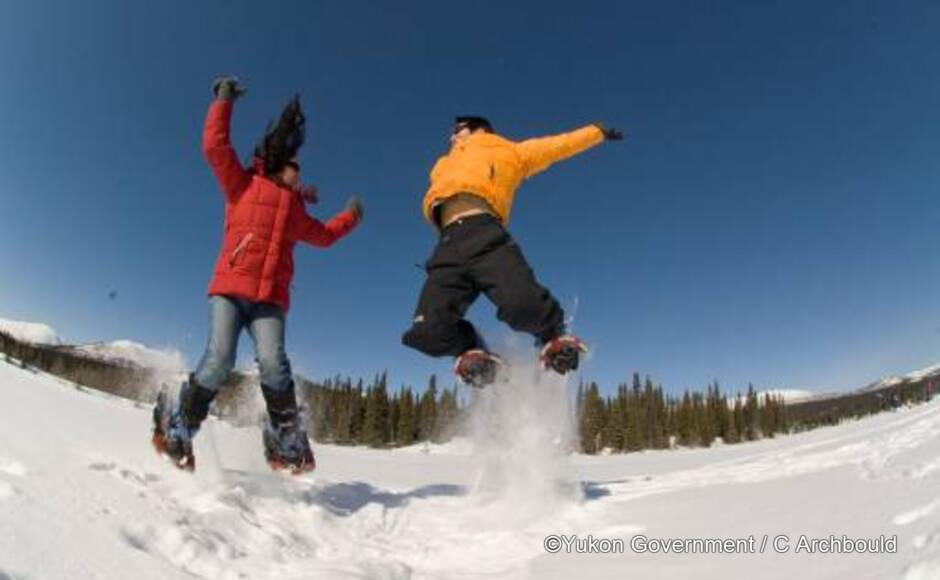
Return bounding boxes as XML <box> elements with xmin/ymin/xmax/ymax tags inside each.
<box><xmin>152</xmin><ymin>77</ymin><xmax>362</xmax><ymax>473</ymax></box>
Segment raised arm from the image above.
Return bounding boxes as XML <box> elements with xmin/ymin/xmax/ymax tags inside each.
<box><xmin>516</xmin><ymin>124</ymin><xmax>606</xmax><ymax>178</ymax></box>
<box><xmin>202</xmin><ymin>78</ymin><xmax>250</xmax><ymax>203</ymax></box>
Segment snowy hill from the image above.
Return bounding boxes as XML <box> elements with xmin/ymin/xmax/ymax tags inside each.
<box><xmin>1</xmin><ymin>359</ymin><xmax>939</xmax><ymax>579</ymax></box>
<box><xmin>0</xmin><ymin>317</ymin><xmax>60</xmax><ymax>345</ymax></box>
<box><xmin>70</xmin><ymin>340</ymin><xmax>186</xmax><ymax>372</ymax></box>
<box><xmin>861</xmin><ymin>363</ymin><xmax>940</xmax><ymax>393</ymax></box>
<box><xmin>0</xmin><ymin>317</ymin><xmax>185</xmax><ymax>373</ymax></box>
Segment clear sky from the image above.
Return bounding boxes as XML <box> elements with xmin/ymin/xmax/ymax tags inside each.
<box><xmin>2</xmin><ymin>0</ymin><xmax>939</xmax><ymax>396</ymax></box>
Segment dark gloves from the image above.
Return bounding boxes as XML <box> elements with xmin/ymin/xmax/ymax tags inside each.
<box><xmin>346</xmin><ymin>196</ymin><xmax>364</xmax><ymax>221</ymax></box>
<box><xmin>299</xmin><ymin>184</ymin><xmax>319</xmax><ymax>204</ymax></box>
<box><xmin>594</xmin><ymin>122</ymin><xmax>624</xmax><ymax>141</ymax></box>
<box><xmin>212</xmin><ymin>77</ymin><xmax>246</xmax><ymax>102</ymax></box>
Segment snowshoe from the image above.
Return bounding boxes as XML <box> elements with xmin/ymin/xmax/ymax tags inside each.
<box><xmin>151</xmin><ymin>377</ymin><xmax>215</xmax><ymax>472</ymax></box>
<box><xmin>539</xmin><ymin>335</ymin><xmax>588</xmax><ymax>375</ymax></box>
<box><xmin>151</xmin><ymin>390</ymin><xmax>196</xmax><ymax>471</ymax></box>
<box><xmin>454</xmin><ymin>349</ymin><xmax>504</xmax><ymax>388</ymax></box>
<box><xmin>262</xmin><ymin>419</ymin><xmax>316</xmax><ymax>475</ymax></box>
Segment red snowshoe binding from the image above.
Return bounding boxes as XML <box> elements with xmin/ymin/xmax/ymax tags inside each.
<box><xmin>540</xmin><ymin>335</ymin><xmax>588</xmax><ymax>375</ymax></box>
<box><xmin>454</xmin><ymin>349</ymin><xmax>503</xmax><ymax>388</ymax></box>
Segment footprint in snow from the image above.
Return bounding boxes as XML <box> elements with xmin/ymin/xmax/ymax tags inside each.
<box><xmin>87</xmin><ymin>460</ymin><xmax>161</xmax><ymax>490</ymax></box>
<box><xmin>893</xmin><ymin>498</ymin><xmax>940</xmax><ymax>526</ymax></box>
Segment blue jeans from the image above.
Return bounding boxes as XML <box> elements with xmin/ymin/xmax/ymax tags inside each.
<box><xmin>192</xmin><ymin>295</ymin><xmax>293</xmax><ymax>392</ymax></box>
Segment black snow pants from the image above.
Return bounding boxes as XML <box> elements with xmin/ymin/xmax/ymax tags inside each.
<box><xmin>401</xmin><ymin>213</ymin><xmax>565</xmax><ymax>357</ymax></box>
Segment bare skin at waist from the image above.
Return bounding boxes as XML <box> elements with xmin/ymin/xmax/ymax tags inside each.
<box><xmin>437</xmin><ymin>193</ymin><xmax>496</xmax><ymax>228</ymax></box>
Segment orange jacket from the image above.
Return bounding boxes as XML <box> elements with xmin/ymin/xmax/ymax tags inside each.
<box><xmin>422</xmin><ymin>125</ymin><xmax>604</xmax><ymax>226</ymax></box>
<box><xmin>203</xmin><ymin>100</ymin><xmax>359</xmax><ymax>312</ymax></box>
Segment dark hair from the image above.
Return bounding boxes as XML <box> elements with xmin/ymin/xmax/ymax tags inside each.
<box><xmin>254</xmin><ymin>95</ymin><xmax>306</xmax><ymax>175</ymax></box>
<box><xmin>455</xmin><ymin>115</ymin><xmax>493</xmax><ymax>133</ymax></box>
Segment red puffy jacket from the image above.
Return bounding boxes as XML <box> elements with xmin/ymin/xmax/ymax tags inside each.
<box><xmin>202</xmin><ymin>100</ymin><xmax>359</xmax><ymax>312</ymax></box>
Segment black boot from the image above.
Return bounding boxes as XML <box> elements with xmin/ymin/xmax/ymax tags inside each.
<box><xmin>260</xmin><ymin>383</ymin><xmax>315</xmax><ymax>474</ymax></box>
<box><xmin>178</xmin><ymin>374</ymin><xmax>217</xmax><ymax>430</ymax></box>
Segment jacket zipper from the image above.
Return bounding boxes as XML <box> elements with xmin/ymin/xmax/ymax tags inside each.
<box><xmin>229</xmin><ymin>232</ymin><xmax>254</xmax><ymax>267</ymax></box>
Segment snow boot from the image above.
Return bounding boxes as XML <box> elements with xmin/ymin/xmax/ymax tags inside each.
<box><xmin>539</xmin><ymin>335</ymin><xmax>588</xmax><ymax>375</ymax></box>
<box><xmin>261</xmin><ymin>383</ymin><xmax>315</xmax><ymax>474</ymax></box>
<box><xmin>152</xmin><ymin>375</ymin><xmax>216</xmax><ymax>471</ymax></box>
<box><xmin>454</xmin><ymin>349</ymin><xmax>503</xmax><ymax>388</ymax></box>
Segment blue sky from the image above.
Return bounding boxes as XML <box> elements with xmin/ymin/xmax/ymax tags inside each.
<box><xmin>1</xmin><ymin>0</ymin><xmax>939</xmax><ymax>395</ymax></box>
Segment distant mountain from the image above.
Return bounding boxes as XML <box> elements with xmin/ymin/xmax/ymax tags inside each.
<box><xmin>859</xmin><ymin>362</ymin><xmax>940</xmax><ymax>393</ymax></box>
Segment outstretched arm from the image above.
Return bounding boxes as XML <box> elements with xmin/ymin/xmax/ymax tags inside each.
<box><xmin>202</xmin><ymin>78</ymin><xmax>250</xmax><ymax>203</ymax></box>
<box><xmin>293</xmin><ymin>198</ymin><xmax>362</xmax><ymax>248</ymax></box>
<box><xmin>516</xmin><ymin>124</ymin><xmax>606</xmax><ymax>178</ymax></box>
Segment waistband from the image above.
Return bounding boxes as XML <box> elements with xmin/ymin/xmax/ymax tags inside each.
<box><xmin>440</xmin><ymin>212</ymin><xmax>501</xmax><ymax>233</ymax></box>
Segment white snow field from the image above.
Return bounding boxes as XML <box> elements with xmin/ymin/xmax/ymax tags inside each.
<box><xmin>1</xmin><ymin>357</ymin><xmax>939</xmax><ymax>580</ymax></box>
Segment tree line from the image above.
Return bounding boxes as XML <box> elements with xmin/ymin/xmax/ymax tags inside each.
<box><xmin>576</xmin><ymin>373</ymin><xmax>787</xmax><ymax>454</ymax></box>
<box><xmin>299</xmin><ymin>373</ymin><xmax>461</xmax><ymax>448</ymax></box>
<box><xmin>291</xmin><ymin>370</ymin><xmax>788</xmax><ymax>453</ymax></box>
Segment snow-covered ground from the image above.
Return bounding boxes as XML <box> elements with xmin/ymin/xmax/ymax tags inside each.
<box><xmin>1</xmin><ymin>358</ymin><xmax>939</xmax><ymax>579</ymax></box>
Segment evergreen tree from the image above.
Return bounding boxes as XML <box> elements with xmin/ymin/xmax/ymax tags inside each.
<box><xmin>652</xmin><ymin>385</ymin><xmax>669</xmax><ymax>449</ymax></box>
<box><xmin>743</xmin><ymin>383</ymin><xmax>759</xmax><ymax>441</ymax></box>
<box><xmin>436</xmin><ymin>385</ymin><xmax>459</xmax><ymax>442</ymax></box>
<box><xmin>417</xmin><ymin>375</ymin><xmax>439</xmax><ymax>442</ymax></box>
<box><xmin>775</xmin><ymin>395</ymin><xmax>789</xmax><ymax>434</ymax></box>
<box><xmin>388</xmin><ymin>387</ymin><xmax>400</xmax><ymax>443</ymax></box>
<box><xmin>578</xmin><ymin>382</ymin><xmax>606</xmax><ymax>454</ymax></box>
<box><xmin>623</xmin><ymin>383</ymin><xmax>643</xmax><ymax>451</ymax></box>
<box><xmin>759</xmin><ymin>393</ymin><xmax>776</xmax><ymax>437</ymax></box>
<box><xmin>694</xmin><ymin>392</ymin><xmax>714</xmax><ymax>447</ymax></box>
<box><xmin>677</xmin><ymin>391</ymin><xmax>696</xmax><ymax>446</ymax></box>
<box><xmin>605</xmin><ymin>393</ymin><xmax>625</xmax><ymax>451</ymax></box>
<box><xmin>350</xmin><ymin>378</ymin><xmax>366</xmax><ymax>442</ymax></box>
<box><xmin>396</xmin><ymin>387</ymin><xmax>417</xmax><ymax>446</ymax></box>
<box><xmin>732</xmin><ymin>396</ymin><xmax>745</xmax><ymax>442</ymax></box>
<box><xmin>362</xmin><ymin>373</ymin><xmax>390</xmax><ymax>447</ymax></box>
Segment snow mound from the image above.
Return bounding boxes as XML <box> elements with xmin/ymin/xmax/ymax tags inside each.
<box><xmin>73</xmin><ymin>340</ymin><xmax>186</xmax><ymax>372</ymax></box>
<box><xmin>0</xmin><ymin>317</ymin><xmax>60</xmax><ymax>345</ymax></box>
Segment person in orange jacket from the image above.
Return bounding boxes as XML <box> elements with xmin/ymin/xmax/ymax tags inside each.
<box><xmin>402</xmin><ymin>116</ymin><xmax>622</xmax><ymax>386</ymax></box>
<box><xmin>152</xmin><ymin>77</ymin><xmax>362</xmax><ymax>473</ymax></box>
